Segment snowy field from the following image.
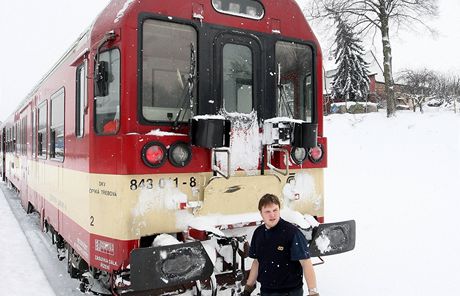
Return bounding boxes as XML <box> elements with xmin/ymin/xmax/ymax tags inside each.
<box><xmin>1</xmin><ymin>108</ymin><xmax>459</xmax><ymax>295</ymax></box>
<box><xmin>318</xmin><ymin>108</ymin><xmax>460</xmax><ymax>295</ymax></box>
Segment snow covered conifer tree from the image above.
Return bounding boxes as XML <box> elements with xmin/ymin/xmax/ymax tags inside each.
<box><xmin>331</xmin><ymin>16</ymin><xmax>370</xmax><ymax>104</ymax></box>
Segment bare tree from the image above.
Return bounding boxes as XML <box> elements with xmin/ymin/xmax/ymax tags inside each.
<box><xmin>305</xmin><ymin>0</ymin><xmax>439</xmax><ymax>117</ymax></box>
<box><xmin>433</xmin><ymin>73</ymin><xmax>460</xmax><ymax>112</ymax></box>
<box><xmin>398</xmin><ymin>68</ymin><xmax>436</xmax><ymax>113</ymax></box>
<box><xmin>450</xmin><ymin>76</ymin><xmax>460</xmax><ymax>113</ymax></box>
<box><xmin>397</xmin><ymin>69</ymin><xmax>460</xmax><ymax>113</ymax></box>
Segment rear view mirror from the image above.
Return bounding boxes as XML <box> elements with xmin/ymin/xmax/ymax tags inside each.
<box><xmin>95</xmin><ymin>61</ymin><xmax>109</xmax><ymax>97</ymax></box>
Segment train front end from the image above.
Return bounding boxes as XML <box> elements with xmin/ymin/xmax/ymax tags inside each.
<box><xmin>83</xmin><ymin>0</ymin><xmax>353</xmax><ymax>294</ymax></box>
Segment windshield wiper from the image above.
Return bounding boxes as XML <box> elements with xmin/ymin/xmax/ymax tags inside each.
<box><xmin>173</xmin><ymin>43</ymin><xmax>197</xmax><ymax>129</ymax></box>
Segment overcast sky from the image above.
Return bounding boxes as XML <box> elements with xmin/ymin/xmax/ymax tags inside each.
<box><xmin>0</xmin><ymin>0</ymin><xmax>110</xmax><ymax>122</ymax></box>
<box><xmin>0</xmin><ymin>0</ymin><xmax>459</xmax><ymax>121</ymax></box>
<box><xmin>305</xmin><ymin>0</ymin><xmax>460</xmax><ymax>75</ymax></box>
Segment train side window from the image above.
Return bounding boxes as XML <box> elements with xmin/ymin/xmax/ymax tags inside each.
<box><xmin>20</xmin><ymin>117</ymin><xmax>27</xmax><ymax>156</ymax></box>
<box><xmin>50</xmin><ymin>88</ymin><xmax>65</xmax><ymax>161</ymax></box>
<box><xmin>14</xmin><ymin>123</ymin><xmax>17</xmax><ymax>154</ymax></box>
<box><xmin>19</xmin><ymin>120</ymin><xmax>22</xmax><ymax>155</ymax></box>
<box><xmin>141</xmin><ymin>20</ymin><xmax>197</xmax><ymax>123</ymax></box>
<box><xmin>10</xmin><ymin>128</ymin><xmax>12</xmax><ymax>153</ymax></box>
<box><xmin>37</xmin><ymin>101</ymin><xmax>47</xmax><ymax>159</ymax></box>
<box><xmin>17</xmin><ymin>122</ymin><xmax>20</xmax><ymax>154</ymax></box>
<box><xmin>32</xmin><ymin>109</ymin><xmax>36</xmax><ymax>157</ymax></box>
<box><xmin>94</xmin><ymin>49</ymin><xmax>120</xmax><ymax>135</ymax></box>
<box><xmin>10</xmin><ymin>128</ymin><xmax>13</xmax><ymax>153</ymax></box>
<box><xmin>76</xmin><ymin>61</ymin><xmax>87</xmax><ymax>137</ymax></box>
<box><xmin>6</xmin><ymin>129</ymin><xmax>10</xmax><ymax>153</ymax></box>
<box><xmin>17</xmin><ymin>121</ymin><xmax>21</xmax><ymax>155</ymax></box>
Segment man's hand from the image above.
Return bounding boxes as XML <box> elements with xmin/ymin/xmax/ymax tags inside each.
<box><xmin>241</xmin><ymin>284</ymin><xmax>256</xmax><ymax>296</ymax></box>
<box><xmin>308</xmin><ymin>286</ymin><xmax>319</xmax><ymax>296</ymax></box>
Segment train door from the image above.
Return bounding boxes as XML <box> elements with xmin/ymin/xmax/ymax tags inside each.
<box><xmin>214</xmin><ymin>32</ymin><xmax>263</xmax><ymax>116</ymax></box>
<box><xmin>213</xmin><ymin>32</ymin><xmax>264</xmax><ymax>172</ymax></box>
<box><xmin>19</xmin><ymin>111</ymin><xmax>29</xmax><ymax>210</ymax></box>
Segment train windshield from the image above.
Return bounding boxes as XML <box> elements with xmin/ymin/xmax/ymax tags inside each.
<box><xmin>141</xmin><ymin>20</ymin><xmax>197</xmax><ymax>123</ymax></box>
<box><xmin>275</xmin><ymin>41</ymin><xmax>314</xmax><ymax>122</ymax></box>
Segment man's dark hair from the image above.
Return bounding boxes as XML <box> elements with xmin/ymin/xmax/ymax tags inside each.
<box><xmin>258</xmin><ymin>193</ymin><xmax>281</xmax><ymax>211</ymax></box>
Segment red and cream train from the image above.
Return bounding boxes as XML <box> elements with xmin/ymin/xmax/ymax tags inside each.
<box><xmin>0</xmin><ymin>0</ymin><xmax>353</xmax><ymax>295</ymax></box>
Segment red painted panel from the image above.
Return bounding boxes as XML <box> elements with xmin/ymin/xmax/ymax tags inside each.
<box><xmin>89</xmin><ymin>233</ymin><xmax>138</xmax><ymax>272</ymax></box>
<box><xmin>31</xmin><ymin>187</ymin><xmax>138</xmax><ymax>272</ymax></box>
<box><xmin>90</xmin><ymin>132</ymin><xmax>212</xmax><ymax>174</ymax></box>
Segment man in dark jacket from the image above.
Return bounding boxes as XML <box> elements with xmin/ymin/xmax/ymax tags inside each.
<box><xmin>243</xmin><ymin>194</ymin><xmax>319</xmax><ymax>296</ymax></box>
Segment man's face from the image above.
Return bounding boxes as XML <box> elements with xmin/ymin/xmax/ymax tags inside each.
<box><xmin>260</xmin><ymin>202</ymin><xmax>280</xmax><ymax>229</ymax></box>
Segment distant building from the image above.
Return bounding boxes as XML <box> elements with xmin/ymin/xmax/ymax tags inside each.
<box><xmin>323</xmin><ymin>50</ymin><xmax>404</xmax><ymax>107</ymax></box>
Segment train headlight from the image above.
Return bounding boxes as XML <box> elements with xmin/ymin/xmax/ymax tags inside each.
<box><xmin>142</xmin><ymin>142</ymin><xmax>167</xmax><ymax>168</ymax></box>
<box><xmin>308</xmin><ymin>145</ymin><xmax>324</xmax><ymax>163</ymax></box>
<box><xmin>168</xmin><ymin>142</ymin><xmax>192</xmax><ymax>167</ymax></box>
<box><xmin>291</xmin><ymin>147</ymin><xmax>307</xmax><ymax>165</ymax></box>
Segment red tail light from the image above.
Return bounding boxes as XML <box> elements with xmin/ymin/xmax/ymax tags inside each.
<box><xmin>142</xmin><ymin>142</ymin><xmax>167</xmax><ymax>168</ymax></box>
<box><xmin>308</xmin><ymin>145</ymin><xmax>323</xmax><ymax>163</ymax></box>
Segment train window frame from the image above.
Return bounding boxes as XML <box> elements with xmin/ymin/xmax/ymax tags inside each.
<box><xmin>9</xmin><ymin>128</ymin><xmax>13</xmax><ymax>153</ymax></box>
<box><xmin>37</xmin><ymin>101</ymin><xmax>47</xmax><ymax>159</ymax></box>
<box><xmin>32</xmin><ymin>109</ymin><xmax>36</xmax><ymax>158</ymax></box>
<box><xmin>76</xmin><ymin>60</ymin><xmax>87</xmax><ymax>138</ymax></box>
<box><xmin>14</xmin><ymin>122</ymin><xmax>18</xmax><ymax>155</ymax></box>
<box><xmin>211</xmin><ymin>0</ymin><xmax>265</xmax><ymax>20</ymax></box>
<box><xmin>24</xmin><ymin>117</ymin><xmax>28</xmax><ymax>155</ymax></box>
<box><xmin>94</xmin><ymin>48</ymin><xmax>121</xmax><ymax>136</ymax></box>
<box><xmin>50</xmin><ymin>88</ymin><xmax>65</xmax><ymax>162</ymax></box>
<box><xmin>275</xmin><ymin>40</ymin><xmax>315</xmax><ymax>123</ymax></box>
<box><xmin>20</xmin><ymin>116</ymin><xmax>27</xmax><ymax>156</ymax></box>
<box><xmin>214</xmin><ymin>32</ymin><xmax>262</xmax><ymax>116</ymax></box>
<box><xmin>139</xmin><ymin>18</ymin><xmax>198</xmax><ymax>124</ymax></box>
<box><xmin>6</xmin><ymin>128</ymin><xmax>9</xmax><ymax>153</ymax></box>
<box><xmin>5</xmin><ymin>129</ymin><xmax>8</xmax><ymax>153</ymax></box>
<box><xmin>17</xmin><ymin>120</ymin><xmax>21</xmax><ymax>155</ymax></box>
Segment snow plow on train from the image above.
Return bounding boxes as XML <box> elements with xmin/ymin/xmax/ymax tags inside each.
<box><xmin>0</xmin><ymin>0</ymin><xmax>355</xmax><ymax>295</ymax></box>
<box><xmin>119</xmin><ymin>220</ymin><xmax>355</xmax><ymax>295</ymax></box>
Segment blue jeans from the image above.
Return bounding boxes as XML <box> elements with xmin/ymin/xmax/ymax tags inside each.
<box><xmin>260</xmin><ymin>287</ymin><xmax>304</xmax><ymax>296</ymax></box>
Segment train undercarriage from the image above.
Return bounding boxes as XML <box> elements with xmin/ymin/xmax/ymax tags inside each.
<box><xmin>11</xmin><ymin>185</ymin><xmax>252</xmax><ymax>295</ymax></box>
<box><xmin>3</xmin><ymin>175</ymin><xmax>354</xmax><ymax>296</ymax></box>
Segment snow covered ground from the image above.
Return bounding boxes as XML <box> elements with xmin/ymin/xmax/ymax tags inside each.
<box><xmin>0</xmin><ymin>187</ymin><xmax>55</xmax><ymax>296</ymax></box>
<box><xmin>318</xmin><ymin>108</ymin><xmax>460</xmax><ymax>295</ymax></box>
<box><xmin>1</xmin><ymin>108</ymin><xmax>459</xmax><ymax>295</ymax></box>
